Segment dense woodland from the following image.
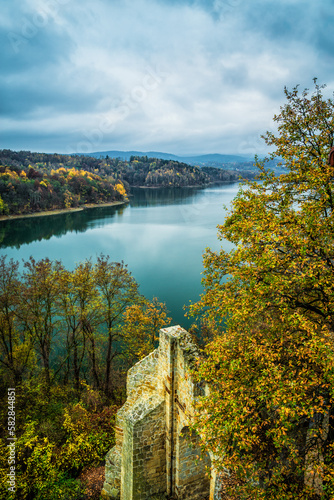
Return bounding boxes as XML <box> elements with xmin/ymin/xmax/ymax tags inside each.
<box><xmin>0</xmin><ymin>160</ymin><xmax>127</xmax><ymax>216</ymax></box>
<box><xmin>189</xmin><ymin>82</ymin><xmax>334</xmax><ymax>499</ymax></box>
<box><xmin>0</xmin><ymin>255</ymin><xmax>170</xmax><ymax>499</ymax></box>
<box><xmin>0</xmin><ymin>150</ymin><xmax>252</xmax><ymax>216</ymax></box>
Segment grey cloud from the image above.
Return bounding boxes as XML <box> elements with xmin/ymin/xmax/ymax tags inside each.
<box><xmin>0</xmin><ymin>26</ymin><xmax>73</xmax><ymax>73</ymax></box>
<box><xmin>0</xmin><ymin>0</ymin><xmax>333</xmax><ymax>155</ymax></box>
<box><xmin>0</xmin><ymin>129</ymin><xmax>75</xmax><ymax>154</ymax></box>
<box><xmin>237</xmin><ymin>0</ymin><xmax>334</xmax><ymax>58</ymax></box>
<box><xmin>0</xmin><ymin>81</ymin><xmax>105</xmax><ymax>119</ymax></box>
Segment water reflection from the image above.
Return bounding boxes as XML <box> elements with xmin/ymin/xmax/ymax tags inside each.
<box><xmin>0</xmin><ymin>187</ymin><xmax>207</xmax><ymax>249</ymax></box>
<box><xmin>0</xmin><ymin>207</ymin><xmax>122</xmax><ymax>249</ymax></box>
<box><xmin>129</xmin><ymin>186</ymin><xmax>202</xmax><ymax>207</ymax></box>
<box><xmin>0</xmin><ymin>184</ymin><xmax>239</xmax><ymax>327</ymax></box>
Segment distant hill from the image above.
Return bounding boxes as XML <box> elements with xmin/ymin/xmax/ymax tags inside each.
<box><xmin>182</xmin><ymin>153</ymin><xmax>253</xmax><ymax>165</ymax></box>
<box><xmin>0</xmin><ymin>150</ymin><xmax>255</xmax><ymax>209</ymax></box>
<box><xmin>81</xmin><ymin>150</ymin><xmax>253</xmax><ymax>165</ymax></box>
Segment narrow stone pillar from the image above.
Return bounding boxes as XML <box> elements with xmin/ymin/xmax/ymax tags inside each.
<box><xmin>158</xmin><ymin>327</ymin><xmax>179</xmax><ymax>496</ymax></box>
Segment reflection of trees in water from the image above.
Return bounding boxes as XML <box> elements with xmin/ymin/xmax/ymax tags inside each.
<box><xmin>0</xmin><ymin>186</ymin><xmax>230</xmax><ymax>249</ymax></box>
<box><xmin>129</xmin><ymin>186</ymin><xmax>202</xmax><ymax>207</ymax></box>
<box><xmin>0</xmin><ymin>206</ymin><xmax>122</xmax><ymax>249</ymax></box>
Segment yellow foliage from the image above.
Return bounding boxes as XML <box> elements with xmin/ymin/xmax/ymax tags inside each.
<box><xmin>188</xmin><ymin>81</ymin><xmax>334</xmax><ymax>498</ymax></box>
<box><xmin>63</xmin><ymin>403</ymin><xmax>90</xmax><ymax>434</ymax></box>
<box><xmin>115</xmin><ymin>182</ymin><xmax>127</xmax><ymax>197</ymax></box>
<box><xmin>0</xmin><ymin>167</ymin><xmax>19</xmax><ymax>180</ymax></box>
<box><xmin>59</xmin><ymin>403</ymin><xmax>115</xmax><ymax>471</ymax></box>
<box><xmin>55</xmin><ymin>167</ymin><xmax>67</xmax><ymax>175</ymax></box>
<box><xmin>122</xmin><ymin>298</ymin><xmax>171</xmax><ymax>362</ymax></box>
<box><xmin>66</xmin><ymin>168</ymin><xmax>77</xmax><ymax>180</ymax></box>
<box><xmin>0</xmin><ymin>195</ymin><xmax>8</xmax><ymax>215</ymax></box>
<box><xmin>63</xmin><ymin>190</ymin><xmax>73</xmax><ymax>208</ymax></box>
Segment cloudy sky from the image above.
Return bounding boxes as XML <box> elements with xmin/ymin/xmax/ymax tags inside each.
<box><xmin>1</xmin><ymin>0</ymin><xmax>333</xmax><ymax>156</ymax></box>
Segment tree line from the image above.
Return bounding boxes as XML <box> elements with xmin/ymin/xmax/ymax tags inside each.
<box><xmin>0</xmin><ymin>254</ymin><xmax>169</xmax><ymax>395</ymax></box>
<box><xmin>0</xmin><ymin>149</ymin><xmax>252</xmax><ymax>200</ymax></box>
<box><xmin>123</xmin><ymin>156</ymin><xmax>242</xmax><ymax>186</ymax></box>
<box><xmin>0</xmin><ymin>254</ymin><xmax>170</xmax><ymax>499</ymax></box>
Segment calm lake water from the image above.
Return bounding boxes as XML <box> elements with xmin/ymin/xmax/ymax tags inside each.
<box><xmin>0</xmin><ymin>184</ymin><xmax>239</xmax><ymax>328</ymax></box>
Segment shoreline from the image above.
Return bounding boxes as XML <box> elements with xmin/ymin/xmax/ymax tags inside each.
<box><xmin>0</xmin><ymin>200</ymin><xmax>127</xmax><ymax>222</ymax></box>
<box><xmin>132</xmin><ymin>181</ymin><xmax>239</xmax><ymax>189</ymax></box>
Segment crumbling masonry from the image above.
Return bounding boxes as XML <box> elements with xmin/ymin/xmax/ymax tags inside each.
<box><xmin>101</xmin><ymin>325</ymin><xmax>220</xmax><ymax>500</ymax></box>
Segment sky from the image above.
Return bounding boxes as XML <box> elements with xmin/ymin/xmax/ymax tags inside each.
<box><xmin>1</xmin><ymin>0</ymin><xmax>333</xmax><ymax>156</ymax></box>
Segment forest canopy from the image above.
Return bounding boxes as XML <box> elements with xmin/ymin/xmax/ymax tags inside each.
<box><xmin>189</xmin><ymin>81</ymin><xmax>334</xmax><ymax>499</ymax></box>
<box><xmin>0</xmin><ymin>150</ymin><xmax>253</xmax><ymax>212</ymax></box>
<box><xmin>0</xmin><ymin>254</ymin><xmax>170</xmax><ymax>499</ymax></box>
<box><xmin>0</xmin><ymin>164</ymin><xmax>127</xmax><ymax>216</ymax></box>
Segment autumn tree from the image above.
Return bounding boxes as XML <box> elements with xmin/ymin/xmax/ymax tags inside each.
<box><xmin>57</xmin><ymin>260</ymin><xmax>101</xmax><ymax>392</ymax></box>
<box><xmin>189</xmin><ymin>81</ymin><xmax>334</xmax><ymax>499</ymax></box>
<box><xmin>19</xmin><ymin>257</ymin><xmax>62</xmax><ymax>392</ymax></box>
<box><xmin>0</xmin><ymin>257</ymin><xmax>35</xmax><ymax>385</ymax></box>
<box><xmin>94</xmin><ymin>255</ymin><xmax>141</xmax><ymax>397</ymax></box>
<box><xmin>73</xmin><ymin>260</ymin><xmax>102</xmax><ymax>390</ymax></box>
<box><xmin>122</xmin><ymin>297</ymin><xmax>171</xmax><ymax>365</ymax></box>
<box><xmin>0</xmin><ymin>252</ymin><xmax>170</xmax><ymax>399</ymax></box>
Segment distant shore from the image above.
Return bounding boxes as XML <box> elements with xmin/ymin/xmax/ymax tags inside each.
<box><xmin>134</xmin><ymin>181</ymin><xmax>237</xmax><ymax>189</ymax></box>
<box><xmin>0</xmin><ymin>200</ymin><xmax>127</xmax><ymax>222</ymax></box>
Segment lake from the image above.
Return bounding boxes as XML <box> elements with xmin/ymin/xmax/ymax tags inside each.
<box><xmin>0</xmin><ymin>184</ymin><xmax>239</xmax><ymax>328</ymax></box>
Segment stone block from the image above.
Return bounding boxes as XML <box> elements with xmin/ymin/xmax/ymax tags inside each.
<box><xmin>101</xmin><ymin>483</ymin><xmax>120</xmax><ymax>499</ymax></box>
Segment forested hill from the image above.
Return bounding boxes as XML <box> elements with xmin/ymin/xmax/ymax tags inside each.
<box><xmin>0</xmin><ymin>149</ymin><xmax>256</xmax><ymax>215</ymax></box>
<box><xmin>110</xmin><ymin>155</ymin><xmax>247</xmax><ymax>186</ymax></box>
<box><xmin>0</xmin><ymin>151</ymin><xmax>127</xmax><ymax>216</ymax></box>
<box><xmin>0</xmin><ymin>149</ymin><xmax>254</xmax><ymax>187</ymax></box>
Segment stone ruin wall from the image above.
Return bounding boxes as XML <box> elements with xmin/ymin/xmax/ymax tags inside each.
<box><xmin>101</xmin><ymin>325</ymin><xmax>219</xmax><ymax>500</ymax></box>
